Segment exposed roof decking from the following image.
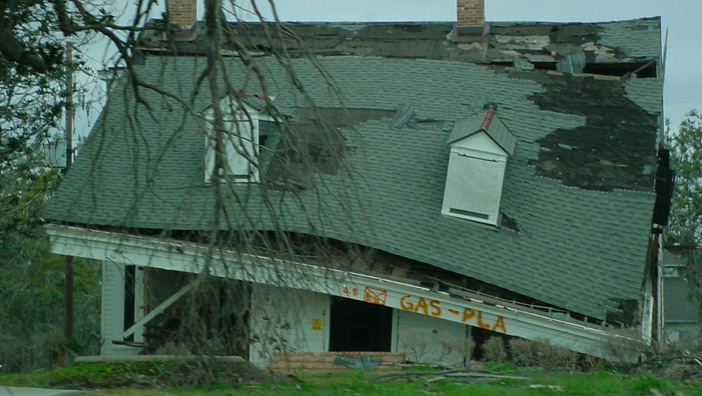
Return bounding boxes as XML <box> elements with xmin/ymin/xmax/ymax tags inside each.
<box><xmin>138</xmin><ymin>17</ymin><xmax>661</xmax><ymax>70</ymax></box>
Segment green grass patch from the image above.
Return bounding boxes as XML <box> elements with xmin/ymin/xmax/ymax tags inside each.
<box><xmin>2</xmin><ymin>362</ymin><xmax>702</xmax><ymax>396</ymax></box>
<box><xmin>0</xmin><ymin>359</ymin><xmax>277</xmax><ymax>389</ymax></box>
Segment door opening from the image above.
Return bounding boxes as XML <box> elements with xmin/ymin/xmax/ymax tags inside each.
<box><xmin>329</xmin><ymin>297</ymin><xmax>393</xmax><ymax>351</ymax></box>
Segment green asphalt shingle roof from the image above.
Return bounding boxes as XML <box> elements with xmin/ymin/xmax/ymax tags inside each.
<box><xmin>46</xmin><ymin>19</ymin><xmax>662</xmax><ymax>320</ymax></box>
<box><xmin>448</xmin><ymin>111</ymin><xmax>517</xmax><ymax>155</ymax></box>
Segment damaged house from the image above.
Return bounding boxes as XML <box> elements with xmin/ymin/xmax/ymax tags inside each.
<box><xmin>45</xmin><ymin>0</ymin><xmax>673</xmax><ymax>367</ymax></box>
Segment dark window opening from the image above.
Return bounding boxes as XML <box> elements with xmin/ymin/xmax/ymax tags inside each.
<box><xmin>329</xmin><ymin>297</ymin><xmax>393</xmax><ymax>352</ymax></box>
<box><xmin>492</xmin><ymin>60</ymin><xmax>657</xmax><ymax>78</ymax></box>
<box><xmin>124</xmin><ymin>265</ymin><xmax>136</xmax><ymax>341</ymax></box>
<box><xmin>258</xmin><ymin>120</ymin><xmax>282</xmax><ymax>179</ymax></box>
<box><xmin>259</xmin><ymin>134</ymin><xmax>269</xmax><ymax>148</ymax></box>
<box><xmin>584</xmin><ymin>61</ymin><xmax>657</xmax><ymax>78</ymax></box>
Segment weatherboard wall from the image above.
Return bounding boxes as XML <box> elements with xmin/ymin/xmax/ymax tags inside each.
<box><xmin>394</xmin><ymin>309</ymin><xmax>469</xmax><ymax>367</ymax></box>
<box><xmin>249</xmin><ymin>283</ymin><xmax>472</xmax><ymax>368</ymax></box>
<box><xmin>249</xmin><ymin>284</ymin><xmax>330</xmax><ymax>367</ymax></box>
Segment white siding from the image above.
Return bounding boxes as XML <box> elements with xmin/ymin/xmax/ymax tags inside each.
<box><xmin>394</xmin><ymin>310</ymin><xmax>470</xmax><ymax>367</ymax></box>
<box><xmin>249</xmin><ymin>283</ymin><xmax>330</xmax><ymax>367</ymax></box>
<box><xmin>100</xmin><ymin>260</ymin><xmax>136</xmax><ymax>356</ymax></box>
<box><xmin>442</xmin><ymin>132</ymin><xmax>509</xmax><ymax>226</ymax></box>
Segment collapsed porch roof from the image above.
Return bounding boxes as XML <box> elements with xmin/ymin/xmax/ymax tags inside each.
<box><xmin>47</xmin><ymin>224</ymin><xmax>643</xmax><ymax>360</ymax></box>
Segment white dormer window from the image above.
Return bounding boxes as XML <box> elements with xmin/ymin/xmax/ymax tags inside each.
<box><xmin>204</xmin><ymin>99</ymin><xmax>275</xmax><ymax>183</ymax></box>
<box><xmin>442</xmin><ymin>104</ymin><xmax>516</xmax><ymax>226</ymax></box>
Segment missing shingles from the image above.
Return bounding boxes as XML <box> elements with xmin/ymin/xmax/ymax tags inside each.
<box><xmin>265</xmin><ymin>107</ymin><xmax>395</xmax><ymax>185</ymax></box>
<box><xmin>548</xmin><ymin>23</ymin><xmax>602</xmax><ymax>46</ymax></box>
<box><xmin>505</xmin><ymin>71</ymin><xmax>657</xmax><ymax>191</ymax></box>
<box><xmin>500</xmin><ymin>212</ymin><xmax>520</xmax><ymax>233</ymax></box>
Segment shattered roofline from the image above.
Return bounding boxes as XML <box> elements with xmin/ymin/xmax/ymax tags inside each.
<box><xmin>137</xmin><ymin>17</ymin><xmax>660</xmax><ymax>75</ymax></box>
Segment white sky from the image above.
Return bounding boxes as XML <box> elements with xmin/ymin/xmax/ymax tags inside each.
<box><xmin>247</xmin><ymin>0</ymin><xmax>700</xmax><ymax>126</ymax></box>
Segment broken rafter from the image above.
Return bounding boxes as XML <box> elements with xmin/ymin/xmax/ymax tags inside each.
<box><xmin>621</xmin><ymin>60</ymin><xmax>657</xmax><ymax>80</ymax></box>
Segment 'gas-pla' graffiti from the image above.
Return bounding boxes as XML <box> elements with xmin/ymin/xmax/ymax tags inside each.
<box><xmin>399</xmin><ymin>294</ymin><xmax>506</xmax><ymax>333</ymax></box>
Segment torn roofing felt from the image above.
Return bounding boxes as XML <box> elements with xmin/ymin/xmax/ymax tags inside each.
<box><xmin>508</xmin><ymin>71</ymin><xmax>659</xmax><ymax>191</ymax></box>
<box><xmin>45</xmin><ymin>42</ymin><xmax>660</xmax><ymax>321</ymax></box>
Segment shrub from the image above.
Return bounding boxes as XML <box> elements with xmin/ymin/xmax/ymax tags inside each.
<box><xmin>400</xmin><ymin>329</ymin><xmax>473</xmax><ymax>367</ymax></box>
<box><xmin>0</xmin><ymin>243</ymin><xmax>101</xmax><ymax>372</ymax></box>
<box><xmin>482</xmin><ymin>336</ymin><xmax>507</xmax><ymax>362</ymax></box>
<box><xmin>509</xmin><ymin>338</ymin><xmax>577</xmax><ymax>371</ymax></box>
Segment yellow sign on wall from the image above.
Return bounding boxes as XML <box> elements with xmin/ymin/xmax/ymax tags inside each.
<box><xmin>311</xmin><ymin>318</ymin><xmax>322</xmax><ymax>331</ymax></box>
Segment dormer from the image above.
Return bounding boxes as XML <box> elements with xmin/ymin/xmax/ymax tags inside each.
<box><xmin>442</xmin><ymin>104</ymin><xmax>516</xmax><ymax>226</ymax></box>
<box><xmin>204</xmin><ymin>97</ymin><xmax>276</xmax><ymax>183</ymax></box>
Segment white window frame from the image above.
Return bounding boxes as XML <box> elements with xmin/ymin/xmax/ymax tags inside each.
<box><xmin>205</xmin><ymin>103</ymin><xmax>274</xmax><ymax>183</ymax></box>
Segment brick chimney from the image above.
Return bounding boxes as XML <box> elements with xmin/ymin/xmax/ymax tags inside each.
<box><xmin>454</xmin><ymin>0</ymin><xmax>489</xmax><ymax>42</ymax></box>
<box><xmin>457</xmin><ymin>0</ymin><xmax>484</xmax><ymax>27</ymax></box>
<box><xmin>167</xmin><ymin>0</ymin><xmax>197</xmax><ymax>29</ymax></box>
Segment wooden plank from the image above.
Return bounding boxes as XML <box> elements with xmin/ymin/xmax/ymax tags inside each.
<box><xmin>269</xmin><ymin>362</ymin><xmax>401</xmax><ymax>372</ymax></box>
<box><xmin>271</xmin><ymin>352</ymin><xmax>405</xmax><ymax>364</ymax></box>
<box><xmin>269</xmin><ymin>351</ymin><xmax>406</xmax><ymax>373</ymax></box>
<box><xmin>270</xmin><ymin>362</ymin><xmax>348</xmax><ymax>370</ymax></box>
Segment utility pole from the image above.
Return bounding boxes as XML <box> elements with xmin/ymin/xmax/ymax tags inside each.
<box><xmin>65</xmin><ymin>42</ymin><xmax>73</xmax><ymax>170</ymax></box>
<box><xmin>64</xmin><ymin>42</ymin><xmax>74</xmax><ymax>355</ymax></box>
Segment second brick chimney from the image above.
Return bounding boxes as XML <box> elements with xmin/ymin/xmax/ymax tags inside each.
<box><xmin>167</xmin><ymin>0</ymin><xmax>197</xmax><ymax>29</ymax></box>
<box><xmin>457</xmin><ymin>0</ymin><xmax>484</xmax><ymax>27</ymax></box>
<box><xmin>454</xmin><ymin>0</ymin><xmax>489</xmax><ymax>42</ymax></box>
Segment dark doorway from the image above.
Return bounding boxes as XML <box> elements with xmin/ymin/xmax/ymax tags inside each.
<box><xmin>329</xmin><ymin>297</ymin><xmax>393</xmax><ymax>351</ymax></box>
<box><xmin>123</xmin><ymin>265</ymin><xmax>136</xmax><ymax>341</ymax></box>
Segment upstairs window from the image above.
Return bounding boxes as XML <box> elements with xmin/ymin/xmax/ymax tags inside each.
<box><xmin>204</xmin><ymin>99</ymin><xmax>276</xmax><ymax>183</ymax></box>
<box><xmin>442</xmin><ymin>104</ymin><xmax>515</xmax><ymax>226</ymax></box>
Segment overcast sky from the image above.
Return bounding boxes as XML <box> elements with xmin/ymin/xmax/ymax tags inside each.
<box><xmin>240</xmin><ymin>0</ymin><xmax>699</xmax><ymax>126</ymax></box>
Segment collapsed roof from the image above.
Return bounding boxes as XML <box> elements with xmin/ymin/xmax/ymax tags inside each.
<box><xmin>45</xmin><ymin>17</ymin><xmax>663</xmax><ymax>321</ymax></box>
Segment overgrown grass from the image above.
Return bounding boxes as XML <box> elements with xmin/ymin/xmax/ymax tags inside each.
<box><xmin>0</xmin><ymin>359</ymin><xmax>276</xmax><ymax>389</ymax></box>
<box><xmin>2</xmin><ymin>362</ymin><xmax>702</xmax><ymax>396</ymax></box>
